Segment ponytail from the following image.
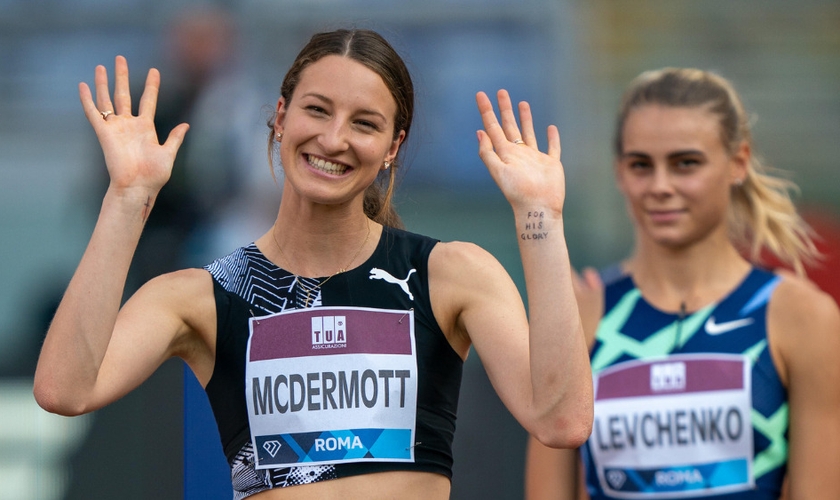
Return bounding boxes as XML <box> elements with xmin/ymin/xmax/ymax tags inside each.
<box><xmin>363</xmin><ymin>165</ymin><xmax>404</xmax><ymax>229</ymax></box>
<box><xmin>617</xmin><ymin>68</ymin><xmax>819</xmax><ymax>275</ymax></box>
<box><xmin>730</xmin><ymin>156</ymin><xmax>818</xmax><ymax>276</ymax></box>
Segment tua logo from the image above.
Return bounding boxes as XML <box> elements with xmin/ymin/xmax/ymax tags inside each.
<box><xmin>650</xmin><ymin>361</ymin><xmax>686</xmax><ymax>392</ymax></box>
<box><xmin>311</xmin><ymin>316</ymin><xmax>347</xmax><ymax>346</ymax></box>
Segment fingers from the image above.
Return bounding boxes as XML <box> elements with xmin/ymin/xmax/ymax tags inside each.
<box><xmin>518</xmin><ymin>101</ymin><xmax>537</xmax><ymax>147</ymax></box>
<box><xmin>572</xmin><ymin>267</ymin><xmax>604</xmax><ymax>294</ymax></box>
<box><xmin>84</xmin><ymin>56</ymin><xmax>164</xmax><ymax>123</ymax></box>
<box><xmin>112</xmin><ymin>56</ymin><xmax>131</xmax><ymax>116</ymax></box>
<box><xmin>138</xmin><ymin>68</ymin><xmax>161</xmax><ymax>119</ymax></box>
<box><xmin>581</xmin><ymin>267</ymin><xmax>604</xmax><ymax>291</ymax></box>
<box><xmin>93</xmin><ymin>64</ymin><xmax>113</xmax><ymax>115</ymax></box>
<box><xmin>475</xmin><ymin>91</ymin><xmax>505</xmax><ymax>146</ymax></box>
<box><xmin>90</xmin><ymin>56</ymin><xmax>128</xmax><ymax>117</ymax></box>
<box><xmin>163</xmin><ymin>123</ymin><xmax>190</xmax><ymax>156</ymax></box>
<box><xmin>476</xmin><ymin>89</ymin><xmax>548</xmax><ymax>150</ymax></box>
<box><xmin>546</xmin><ymin>124</ymin><xmax>561</xmax><ymax>160</ymax></box>
<box><xmin>79</xmin><ymin>82</ymin><xmax>99</xmax><ymax>125</ymax></box>
<box><xmin>496</xmin><ymin>90</ymin><xmax>522</xmax><ymax>142</ymax></box>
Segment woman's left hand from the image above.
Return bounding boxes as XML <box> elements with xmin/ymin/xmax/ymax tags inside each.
<box><xmin>475</xmin><ymin>90</ymin><xmax>565</xmax><ymax>216</ymax></box>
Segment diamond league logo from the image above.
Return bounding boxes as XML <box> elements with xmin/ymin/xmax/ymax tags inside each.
<box><xmin>263</xmin><ymin>440</ymin><xmax>282</xmax><ymax>458</ymax></box>
<box><xmin>606</xmin><ymin>469</ymin><xmax>626</xmax><ymax>489</ymax></box>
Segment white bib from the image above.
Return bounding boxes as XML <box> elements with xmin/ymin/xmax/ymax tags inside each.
<box><xmin>589</xmin><ymin>353</ymin><xmax>754</xmax><ymax>498</ymax></box>
<box><xmin>245</xmin><ymin>306</ymin><xmax>418</xmax><ymax>469</ymax></box>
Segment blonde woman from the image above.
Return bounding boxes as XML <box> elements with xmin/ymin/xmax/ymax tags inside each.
<box><xmin>526</xmin><ymin>68</ymin><xmax>840</xmax><ymax>499</ymax></box>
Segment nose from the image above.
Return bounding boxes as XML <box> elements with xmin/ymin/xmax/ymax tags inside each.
<box><xmin>318</xmin><ymin>118</ymin><xmax>350</xmax><ymax>154</ymax></box>
<box><xmin>648</xmin><ymin>166</ymin><xmax>674</xmax><ymax>197</ymax></box>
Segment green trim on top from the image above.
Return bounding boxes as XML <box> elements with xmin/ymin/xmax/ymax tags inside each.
<box><xmin>743</xmin><ymin>339</ymin><xmax>767</xmax><ymax>364</ymax></box>
<box><xmin>751</xmin><ymin>404</ymin><xmax>789</xmax><ymax>478</ymax></box>
<box><xmin>592</xmin><ymin>288</ymin><xmax>715</xmax><ymax>372</ymax></box>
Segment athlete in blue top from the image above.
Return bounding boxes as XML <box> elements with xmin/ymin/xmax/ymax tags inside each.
<box><xmin>33</xmin><ymin>29</ymin><xmax>593</xmax><ymax>499</ymax></box>
<box><xmin>525</xmin><ymin>68</ymin><xmax>840</xmax><ymax>499</ymax></box>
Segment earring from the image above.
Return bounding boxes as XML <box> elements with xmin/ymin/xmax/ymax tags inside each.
<box><xmin>275</xmin><ymin>132</ymin><xmax>283</xmax><ymax>142</ymax></box>
<box><xmin>734</xmin><ymin>177</ymin><xmax>744</xmax><ymax>187</ymax></box>
<box><xmin>383</xmin><ymin>160</ymin><xmax>392</xmax><ymax>170</ymax></box>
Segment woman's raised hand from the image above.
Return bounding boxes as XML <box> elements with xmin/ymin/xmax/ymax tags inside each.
<box><xmin>475</xmin><ymin>89</ymin><xmax>565</xmax><ymax>216</ymax></box>
<box><xmin>79</xmin><ymin>56</ymin><xmax>189</xmax><ymax>196</ymax></box>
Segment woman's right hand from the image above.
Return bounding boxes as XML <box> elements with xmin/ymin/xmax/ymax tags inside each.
<box><xmin>79</xmin><ymin>55</ymin><xmax>188</xmax><ymax>197</ymax></box>
<box><xmin>34</xmin><ymin>57</ymin><xmax>191</xmax><ymax>416</ymax></box>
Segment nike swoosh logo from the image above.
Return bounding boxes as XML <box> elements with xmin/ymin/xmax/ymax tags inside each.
<box><xmin>705</xmin><ymin>316</ymin><xmax>755</xmax><ymax>335</ymax></box>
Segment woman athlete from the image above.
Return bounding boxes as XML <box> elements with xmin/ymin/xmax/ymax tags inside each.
<box><xmin>35</xmin><ymin>29</ymin><xmax>593</xmax><ymax>499</ymax></box>
<box><xmin>525</xmin><ymin>68</ymin><xmax>840</xmax><ymax>500</ymax></box>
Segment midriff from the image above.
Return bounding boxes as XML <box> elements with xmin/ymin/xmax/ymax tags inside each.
<box><xmin>249</xmin><ymin>470</ymin><xmax>451</xmax><ymax>500</ymax></box>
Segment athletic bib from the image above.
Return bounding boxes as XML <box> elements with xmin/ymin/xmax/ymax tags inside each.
<box><xmin>589</xmin><ymin>353</ymin><xmax>754</xmax><ymax>498</ymax></box>
<box><xmin>245</xmin><ymin>306</ymin><xmax>418</xmax><ymax>469</ymax></box>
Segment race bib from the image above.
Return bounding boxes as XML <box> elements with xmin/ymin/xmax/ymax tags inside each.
<box><xmin>245</xmin><ymin>306</ymin><xmax>418</xmax><ymax>469</ymax></box>
<box><xmin>589</xmin><ymin>354</ymin><xmax>754</xmax><ymax>498</ymax></box>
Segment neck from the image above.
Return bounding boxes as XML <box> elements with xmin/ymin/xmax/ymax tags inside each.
<box><xmin>258</xmin><ymin>197</ymin><xmax>378</xmax><ymax>278</ymax></box>
<box><xmin>625</xmin><ymin>231</ymin><xmax>751</xmax><ymax>312</ymax></box>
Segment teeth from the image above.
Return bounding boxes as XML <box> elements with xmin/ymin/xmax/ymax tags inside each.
<box><xmin>307</xmin><ymin>155</ymin><xmax>347</xmax><ymax>175</ymax></box>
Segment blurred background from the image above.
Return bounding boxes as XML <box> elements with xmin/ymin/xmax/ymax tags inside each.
<box><xmin>1</xmin><ymin>0</ymin><xmax>838</xmax><ymax>498</ymax></box>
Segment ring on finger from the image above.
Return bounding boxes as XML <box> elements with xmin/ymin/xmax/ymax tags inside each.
<box><xmin>100</xmin><ymin>110</ymin><xmax>113</xmax><ymax>120</ymax></box>
<box><xmin>513</xmin><ymin>139</ymin><xmax>526</xmax><ymax>145</ymax></box>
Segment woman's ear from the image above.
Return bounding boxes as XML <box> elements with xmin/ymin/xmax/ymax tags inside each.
<box><xmin>730</xmin><ymin>140</ymin><xmax>751</xmax><ymax>185</ymax></box>
<box><xmin>274</xmin><ymin>97</ymin><xmax>287</xmax><ymax>136</ymax></box>
<box><xmin>385</xmin><ymin>129</ymin><xmax>407</xmax><ymax>166</ymax></box>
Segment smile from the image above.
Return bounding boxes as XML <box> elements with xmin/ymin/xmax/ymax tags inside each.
<box><xmin>647</xmin><ymin>209</ymin><xmax>685</xmax><ymax>223</ymax></box>
<box><xmin>306</xmin><ymin>154</ymin><xmax>348</xmax><ymax>175</ymax></box>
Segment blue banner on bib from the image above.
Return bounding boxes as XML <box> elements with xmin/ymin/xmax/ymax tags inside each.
<box><xmin>255</xmin><ymin>428</ymin><xmax>413</xmax><ymax>467</ymax></box>
<box><xmin>604</xmin><ymin>459</ymin><xmax>748</xmax><ymax>495</ymax></box>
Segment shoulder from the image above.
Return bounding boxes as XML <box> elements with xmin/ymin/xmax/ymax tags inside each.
<box><xmin>770</xmin><ymin>272</ymin><xmax>839</xmax><ymax>327</ymax></box>
<box><xmin>428</xmin><ymin>240</ymin><xmax>519</xmax><ymax>313</ymax></box>
<box><xmin>768</xmin><ymin>271</ymin><xmax>840</xmax><ymax>384</ymax></box>
<box><xmin>143</xmin><ymin>267</ymin><xmax>216</xmax><ymax>297</ymax></box>
<box><xmin>116</xmin><ymin>268</ymin><xmax>217</xmax><ymax>383</ymax></box>
<box><xmin>133</xmin><ymin>268</ymin><xmax>217</xmax><ymax>336</ymax></box>
<box><xmin>429</xmin><ymin>240</ymin><xmax>508</xmax><ymax>279</ymax></box>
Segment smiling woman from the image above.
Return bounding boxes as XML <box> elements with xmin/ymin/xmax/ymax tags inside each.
<box><xmin>33</xmin><ymin>28</ymin><xmax>593</xmax><ymax>499</ymax></box>
<box><xmin>525</xmin><ymin>68</ymin><xmax>840</xmax><ymax>500</ymax></box>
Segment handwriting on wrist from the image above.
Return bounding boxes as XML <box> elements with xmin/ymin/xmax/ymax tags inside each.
<box><xmin>520</xmin><ymin>210</ymin><xmax>549</xmax><ymax>241</ymax></box>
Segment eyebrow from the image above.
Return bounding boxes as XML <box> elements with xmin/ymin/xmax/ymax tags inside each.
<box><xmin>301</xmin><ymin>92</ymin><xmax>389</xmax><ymax>122</ymax></box>
<box><xmin>621</xmin><ymin>149</ymin><xmax>705</xmax><ymax>160</ymax></box>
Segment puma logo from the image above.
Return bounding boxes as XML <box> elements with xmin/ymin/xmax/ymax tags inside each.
<box><xmin>369</xmin><ymin>268</ymin><xmax>416</xmax><ymax>300</ymax></box>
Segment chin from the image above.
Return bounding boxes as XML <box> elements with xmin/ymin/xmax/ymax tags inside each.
<box><xmin>645</xmin><ymin>229</ymin><xmax>694</xmax><ymax>250</ymax></box>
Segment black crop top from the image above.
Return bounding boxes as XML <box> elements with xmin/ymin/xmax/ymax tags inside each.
<box><xmin>203</xmin><ymin>227</ymin><xmax>463</xmax><ymax>498</ymax></box>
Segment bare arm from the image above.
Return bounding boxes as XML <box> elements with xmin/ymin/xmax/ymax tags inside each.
<box><xmin>525</xmin><ymin>435</ymin><xmax>583</xmax><ymax>500</ymax></box>
<box><xmin>770</xmin><ymin>278</ymin><xmax>840</xmax><ymax>498</ymax></box>
<box><xmin>454</xmin><ymin>90</ymin><xmax>592</xmax><ymax>447</ymax></box>
<box><xmin>523</xmin><ymin>267</ymin><xmax>603</xmax><ymax>499</ymax></box>
<box><xmin>33</xmin><ymin>56</ymin><xmax>194</xmax><ymax>415</ymax></box>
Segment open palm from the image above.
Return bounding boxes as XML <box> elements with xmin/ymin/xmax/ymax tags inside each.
<box><xmin>475</xmin><ymin>89</ymin><xmax>566</xmax><ymax>216</ymax></box>
<box><xmin>79</xmin><ymin>55</ymin><xmax>188</xmax><ymax>195</ymax></box>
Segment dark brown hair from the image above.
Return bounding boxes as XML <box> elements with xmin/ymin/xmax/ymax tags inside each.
<box><xmin>269</xmin><ymin>29</ymin><xmax>414</xmax><ymax>228</ymax></box>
